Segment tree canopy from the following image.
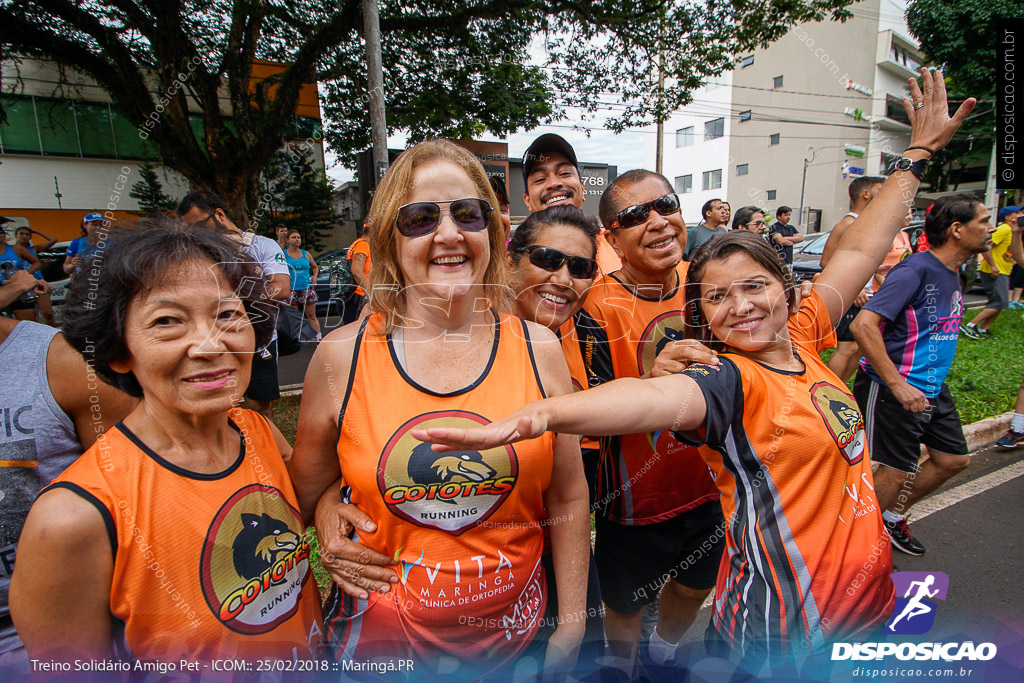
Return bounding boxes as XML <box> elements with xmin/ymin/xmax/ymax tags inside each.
<box><xmin>2</xmin><ymin>0</ymin><xmax>856</xmax><ymax>221</ymax></box>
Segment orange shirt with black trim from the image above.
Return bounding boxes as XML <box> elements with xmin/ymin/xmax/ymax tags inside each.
<box><xmin>347</xmin><ymin>237</ymin><xmax>372</xmax><ymax>296</ymax></box>
<box><xmin>575</xmin><ymin>262</ymin><xmax>719</xmax><ymax>525</ymax></box>
<box><xmin>557</xmin><ymin>318</ymin><xmax>599</xmax><ymax>452</ymax></box>
<box><xmin>325</xmin><ymin>311</ymin><xmax>553</xmax><ymax>668</ymax></box>
<box><xmin>676</xmin><ymin>291</ymin><xmax>894</xmax><ymax>665</ymax></box>
<box><xmin>44</xmin><ymin>408</ymin><xmax>322</xmax><ymax>664</ymax></box>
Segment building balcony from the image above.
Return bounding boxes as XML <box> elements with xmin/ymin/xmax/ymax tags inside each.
<box><xmin>877</xmin><ymin>30</ymin><xmax>926</xmax><ymax>80</ymax></box>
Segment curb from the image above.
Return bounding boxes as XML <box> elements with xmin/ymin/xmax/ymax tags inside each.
<box><xmin>919</xmin><ymin>411</ymin><xmax>1012</xmax><ymax>460</ymax></box>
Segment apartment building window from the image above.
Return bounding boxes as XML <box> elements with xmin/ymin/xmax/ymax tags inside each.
<box><xmin>675</xmin><ymin>174</ymin><xmax>692</xmax><ymax>194</ymax></box>
<box><xmin>675</xmin><ymin>126</ymin><xmax>694</xmax><ymax>147</ymax></box>
<box><xmin>741</xmin><ymin>55</ymin><xmax>755</xmax><ymax>68</ymax></box>
<box><xmin>705</xmin><ymin>76</ymin><xmax>725</xmax><ymax>91</ymax></box>
<box><xmin>702</xmin><ymin>169</ymin><xmax>722</xmax><ymax>191</ymax></box>
<box><xmin>769</xmin><ymin>133</ymin><xmax>781</xmax><ymax>145</ymax></box>
<box><xmin>773</xmin><ymin>75</ymin><xmax>784</xmax><ymax>89</ymax></box>
<box><xmin>705</xmin><ymin>117</ymin><xmax>724</xmax><ymax>141</ymax></box>
<box><xmin>766</xmin><ymin>190</ymin><xmax>777</xmax><ymax>201</ymax></box>
<box><xmin>738</xmin><ymin>110</ymin><xmax>752</xmax><ymax>122</ymax></box>
<box><xmin>737</xmin><ymin>164</ymin><xmax>749</xmax><ymax>176</ymax></box>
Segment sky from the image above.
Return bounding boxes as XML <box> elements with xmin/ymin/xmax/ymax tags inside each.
<box><xmin>322</xmin><ymin>113</ymin><xmax>648</xmax><ymax>186</ymax></box>
<box><xmin>322</xmin><ymin>35</ymin><xmax>648</xmax><ymax>185</ymax></box>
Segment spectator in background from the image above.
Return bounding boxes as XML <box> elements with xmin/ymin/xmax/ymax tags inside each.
<box><xmin>346</xmin><ymin>222</ymin><xmax>371</xmax><ymax>323</ymax></box>
<box><xmin>872</xmin><ymin>208</ymin><xmax>914</xmax><ymax>291</ymax></box>
<box><xmin>13</xmin><ymin>226</ymin><xmax>57</xmax><ymax>326</ymax></box>
<box><xmin>851</xmin><ymin>195</ymin><xmax>994</xmax><ymax>556</ymax></box>
<box><xmin>177</xmin><ymin>191</ymin><xmax>290</xmax><ymax>422</ymax></box>
<box><xmin>685</xmin><ymin>198</ymin><xmax>730</xmax><ymax>261</ymax></box>
<box><xmin>0</xmin><ymin>270</ymin><xmax>48</xmax><ymax>314</ymax></box>
<box><xmin>820</xmin><ymin>176</ymin><xmax>885</xmax><ymax>382</ymax></box>
<box><xmin>522</xmin><ymin>133</ymin><xmax>622</xmax><ymax>274</ymax></box>
<box><xmin>63</xmin><ymin>212</ymin><xmax>109</xmax><ymax>277</ymax></box>
<box><xmin>275</xmin><ymin>222</ymin><xmax>289</xmax><ymax>251</ymax></box>
<box><xmin>0</xmin><ymin>315</ymin><xmax>135</xmax><ymax>676</ymax></box>
<box><xmin>284</xmin><ymin>229</ymin><xmax>322</xmax><ymax>342</ymax></box>
<box><xmin>488</xmin><ymin>175</ymin><xmax>513</xmax><ymax>242</ymax></box>
<box><xmin>962</xmin><ymin>205</ymin><xmax>1020</xmax><ymax>338</ymax></box>
<box><xmin>768</xmin><ymin>205</ymin><xmax>803</xmax><ymax>264</ymax></box>
<box><xmin>731</xmin><ymin>205</ymin><xmax>769</xmax><ymax>237</ymax></box>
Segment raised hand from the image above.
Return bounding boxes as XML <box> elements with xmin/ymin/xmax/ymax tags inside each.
<box><xmin>903</xmin><ymin>68</ymin><xmax>976</xmax><ymax>154</ymax></box>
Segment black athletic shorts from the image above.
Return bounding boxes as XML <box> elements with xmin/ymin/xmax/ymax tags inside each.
<box><xmin>1009</xmin><ymin>264</ymin><xmax>1024</xmax><ymax>290</ymax></box>
<box><xmin>853</xmin><ymin>371</ymin><xmax>968</xmax><ymax>474</ymax></box>
<box><xmin>834</xmin><ymin>304</ymin><xmax>862</xmax><ymax>343</ymax></box>
<box><xmin>246</xmin><ymin>338</ymin><xmax>280</xmax><ymax>403</ymax></box>
<box><xmin>595</xmin><ymin>500</ymin><xmax>725</xmax><ymax>614</ymax></box>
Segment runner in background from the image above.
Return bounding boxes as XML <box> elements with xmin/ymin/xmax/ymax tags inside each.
<box><xmin>852</xmin><ymin>195</ymin><xmax>994</xmax><ymax>556</ymax></box>
<box><xmin>521</xmin><ymin>133</ymin><xmax>622</xmax><ymax>275</ymax></box>
<box><xmin>62</xmin><ymin>212</ymin><xmax>109</xmax><ymax>277</ymax></box>
<box><xmin>346</xmin><ymin>222</ymin><xmax>371</xmax><ymax>323</ymax></box>
<box><xmin>872</xmin><ymin>208</ymin><xmax>914</xmax><ymax>291</ymax></box>
<box><xmin>963</xmin><ymin>205</ymin><xmax>1019</xmax><ymax>339</ymax></box>
<box><xmin>820</xmin><ymin>176</ymin><xmax>885</xmax><ymax>382</ymax></box>
<box><xmin>997</xmin><ymin>219</ymin><xmax>1024</xmax><ymax>448</ymax></box>
<box><xmin>284</xmin><ymin>229</ymin><xmax>322</xmax><ymax>342</ymax></box>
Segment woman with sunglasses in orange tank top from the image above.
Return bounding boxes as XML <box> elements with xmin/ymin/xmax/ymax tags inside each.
<box><xmin>289</xmin><ymin>140</ymin><xmax>589</xmax><ymax>680</ymax></box>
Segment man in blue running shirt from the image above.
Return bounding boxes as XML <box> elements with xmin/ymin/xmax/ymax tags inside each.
<box><xmin>851</xmin><ymin>195</ymin><xmax>995</xmax><ymax>556</ymax></box>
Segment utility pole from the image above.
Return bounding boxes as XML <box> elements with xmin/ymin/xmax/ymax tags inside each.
<box><xmin>798</xmin><ymin>147</ymin><xmax>818</xmax><ymax>228</ymax></box>
<box><xmin>655</xmin><ymin>51</ymin><xmax>666</xmax><ymax>175</ymax></box>
<box><xmin>363</xmin><ymin>0</ymin><xmax>388</xmax><ymax>184</ymax></box>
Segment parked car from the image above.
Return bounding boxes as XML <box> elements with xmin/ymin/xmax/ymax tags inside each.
<box><xmin>312</xmin><ymin>248</ymin><xmax>358</xmax><ymax>313</ymax></box>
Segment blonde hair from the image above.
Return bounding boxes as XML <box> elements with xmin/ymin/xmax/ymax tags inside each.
<box><xmin>364</xmin><ymin>139</ymin><xmax>512</xmax><ymax>332</ymax></box>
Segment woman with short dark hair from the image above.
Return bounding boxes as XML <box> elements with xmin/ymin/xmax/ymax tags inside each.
<box><xmin>11</xmin><ymin>220</ymin><xmax>323</xmax><ymax>666</ymax></box>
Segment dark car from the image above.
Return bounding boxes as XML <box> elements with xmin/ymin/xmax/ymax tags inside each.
<box><xmin>312</xmin><ymin>248</ymin><xmax>358</xmax><ymax>313</ymax></box>
<box><xmin>789</xmin><ymin>222</ymin><xmax>979</xmax><ymax>292</ymax></box>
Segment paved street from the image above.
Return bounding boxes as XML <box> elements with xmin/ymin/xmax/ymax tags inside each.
<box><xmin>670</xmin><ymin>442</ymin><xmax>1024</xmax><ymax>681</ymax></box>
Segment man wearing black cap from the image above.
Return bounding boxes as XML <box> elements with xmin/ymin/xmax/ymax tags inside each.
<box><xmin>521</xmin><ymin>133</ymin><xmax>621</xmax><ymax>273</ymax></box>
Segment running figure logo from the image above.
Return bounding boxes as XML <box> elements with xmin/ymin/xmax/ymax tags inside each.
<box><xmin>887</xmin><ymin>571</ymin><xmax>949</xmax><ymax>635</ymax></box>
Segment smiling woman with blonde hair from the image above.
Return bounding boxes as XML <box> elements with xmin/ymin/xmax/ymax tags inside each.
<box><xmin>290</xmin><ymin>139</ymin><xmax>589</xmax><ymax>679</ymax></box>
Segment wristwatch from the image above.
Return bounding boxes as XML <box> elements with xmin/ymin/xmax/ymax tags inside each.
<box><xmin>888</xmin><ymin>157</ymin><xmax>928</xmax><ymax>180</ymax></box>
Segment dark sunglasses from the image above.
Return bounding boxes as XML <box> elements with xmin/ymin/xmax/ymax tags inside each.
<box><xmin>517</xmin><ymin>245</ymin><xmax>598</xmax><ymax>280</ymax></box>
<box><xmin>395</xmin><ymin>198</ymin><xmax>492</xmax><ymax>237</ymax></box>
<box><xmin>615</xmin><ymin>193</ymin><xmax>681</xmax><ymax>229</ymax></box>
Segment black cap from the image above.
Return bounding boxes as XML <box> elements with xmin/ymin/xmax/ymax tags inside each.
<box><xmin>522</xmin><ymin>133</ymin><xmax>580</xmax><ymax>184</ymax></box>
<box><xmin>0</xmin><ymin>216</ymin><xmax>13</xmax><ymax>224</ymax></box>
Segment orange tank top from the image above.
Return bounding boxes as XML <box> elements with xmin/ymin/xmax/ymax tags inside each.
<box><xmin>46</xmin><ymin>408</ymin><xmax>322</xmax><ymax>665</ymax></box>
<box><xmin>326</xmin><ymin>311</ymin><xmax>553</xmax><ymax>667</ymax></box>
<box><xmin>557</xmin><ymin>318</ymin><xmax>599</xmax><ymax>452</ymax></box>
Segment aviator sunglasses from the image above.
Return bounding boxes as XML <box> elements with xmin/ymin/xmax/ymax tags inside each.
<box><xmin>615</xmin><ymin>192</ymin><xmax>681</xmax><ymax>229</ymax></box>
<box><xmin>395</xmin><ymin>198</ymin><xmax>493</xmax><ymax>237</ymax></box>
<box><xmin>516</xmin><ymin>245</ymin><xmax>598</xmax><ymax>280</ymax></box>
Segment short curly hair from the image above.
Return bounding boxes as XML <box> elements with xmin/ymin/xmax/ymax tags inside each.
<box><xmin>62</xmin><ymin>217</ymin><xmax>274</xmax><ymax>397</ymax></box>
